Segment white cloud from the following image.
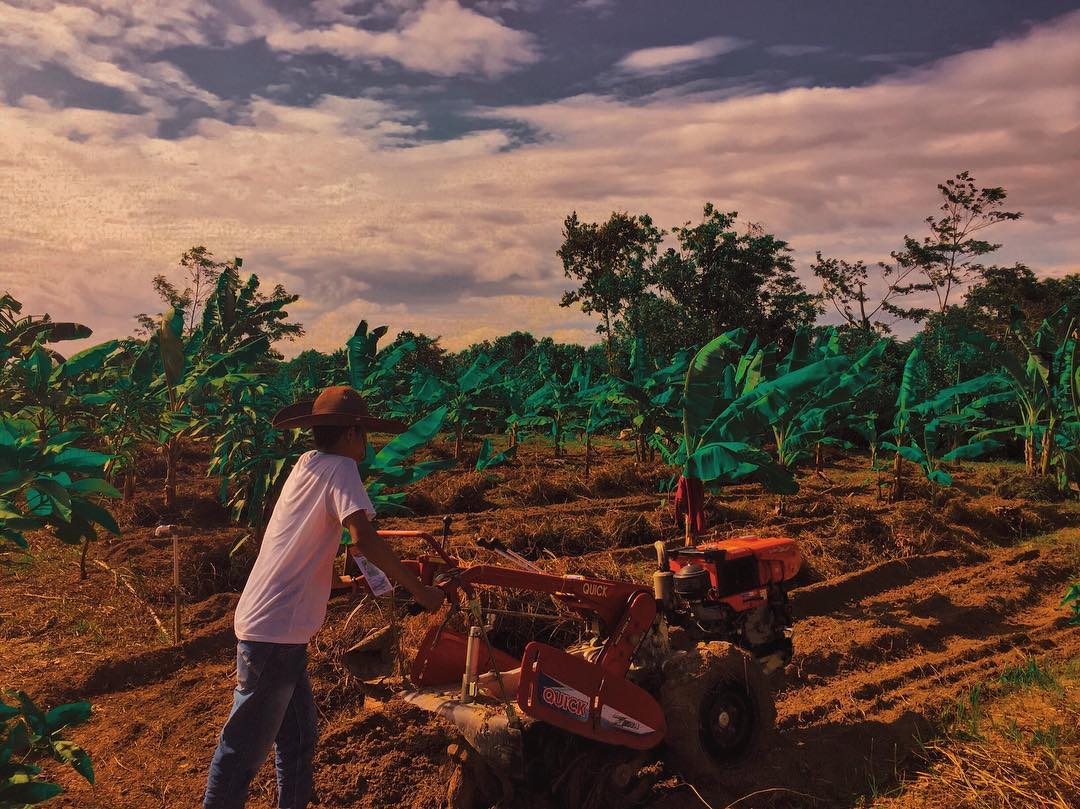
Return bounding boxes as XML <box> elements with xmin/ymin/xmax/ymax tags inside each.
<box><xmin>1</xmin><ymin>10</ymin><xmax>1078</xmax><ymax>354</ymax></box>
<box><xmin>616</xmin><ymin>36</ymin><xmax>747</xmax><ymax>74</ymax></box>
<box><xmin>0</xmin><ymin>0</ymin><xmax>228</xmax><ymax>117</ymax></box>
<box><xmin>265</xmin><ymin>0</ymin><xmax>541</xmax><ymax>78</ymax></box>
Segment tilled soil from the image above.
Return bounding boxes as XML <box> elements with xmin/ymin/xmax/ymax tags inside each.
<box><xmin>2</xmin><ymin>442</ymin><xmax>1078</xmax><ymax>808</ymax></box>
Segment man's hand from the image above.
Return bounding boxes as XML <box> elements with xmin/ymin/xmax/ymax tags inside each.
<box><xmin>416</xmin><ymin>585</ymin><xmax>445</xmax><ymax>613</ymax></box>
<box><xmin>343</xmin><ymin>510</ymin><xmax>448</xmax><ymax>613</ymax></box>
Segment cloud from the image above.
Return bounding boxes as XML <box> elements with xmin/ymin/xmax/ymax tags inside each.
<box><xmin>766</xmin><ymin>44</ymin><xmax>828</xmax><ymax>57</ymax></box>
<box><xmin>616</xmin><ymin>36</ymin><xmax>748</xmax><ymax>74</ymax></box>
<box><xmin>264</xmin><ymin>0</ymin><xmax>541</xmax><ymax>78</ymax></box>
<box><xmin>0</xmin><ymin>1</ymin><xmax>221</xmax><ymax>115</ymax></box>
<box><xmin>2</xmin><ymin>10</ymin><xmax>1078</xmax><ymax>354</ymax></box>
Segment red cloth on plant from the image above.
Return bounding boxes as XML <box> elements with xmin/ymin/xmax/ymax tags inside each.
<box><xmin>674</xmin><ymin>475</ymin><xmax>706</xmax><ymax>536</ymax></box>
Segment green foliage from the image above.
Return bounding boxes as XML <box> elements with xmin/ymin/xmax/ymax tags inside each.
<box><xmin>882</xmin><ymin>339</ymin><xmax>1005</xmax><ymax>490</ymax></box>
<box><xmin>668</xmin><ymin>329</ymin><xmax>822</xmax><ymax>494</ymax></box>
<box><xmin>0</xmin><ymin>693</ymin><xmax>94</xmax><ymax>806</ymax></box>
<box><xmin>0</xmin><ymin>294</ymin><xmax>90</xmax><ymax>367</ymax></box>
<box><xmin>1062</xmin><ymin>582</ymin><xmax>1080</xmax><ymax>626</ymax></box>
<box><xmin>943</xmin><ymin>683</ymin><xmax>985</xmax><ymax>741</ymax></box>
<box><xmin>607</xmin><ymin>339</ymin><xmax>688</xmax><ymax>462</ymax></box>
<box><xmin>970</xmin><ymin>308</ymin><xmax>1078</xmax><ymax>486</ymax></box>
<box><xmin>558</xmin><ymin>210</ymin><xmax>664</xmax><ymax>372</ymax></box>
<box><xmin>200</xmin><ymin>378</ymin><xmax>304</xmax><ymax>541</ymax></box>
<box><xmin>475</xmin><ymin>438</ymin><xmax>516</xmax><ymax>471</ymax></box>
<box><xmin>521</xmin><ymin>359</ymin><xmax>608</xmax><ymax>458</ymax></box>
<box><xmin>79</xmin><ymin>339</ymin><xmax>163</xmax><ymax>497</ymax></box>
<box><xmin>400</xmin><ymin>352</ymin><xmax>505</xmax><ymax>459</ymax></box>
<box><xmin>654</xmin><ymin>206</ymin><xmax>821</xmax><ymax>349</ymax></box>
<box><xmin>997</xmin><ymin>658</ymin><xmax>1060</xmax><ymax>692</ymax></box>
<box><xmin>359</xmin><ymin>407</ymin><xmax>456</xmax><ymax>514</ymax></box>
<box><xmin>153</xmin><ymin>302</ymin><xmax>271</xmax><ymax>510</ymax></box>
<box><xmin>0</xmin><ymin>420</ymin><xmax>120</xmax><ymax>550</ymax></box>
<box><xmin>758</xmin><ymin>328</ymin><xmax>886</xmax><ymax>473</ymax></box>
<box><xmin>345</xmin><ymin>321</ymin><xmax>408</xmax><ymax>402</ymax></box>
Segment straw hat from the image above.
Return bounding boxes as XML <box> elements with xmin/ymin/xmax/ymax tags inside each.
<box><xmin>272</xmin><ymin>386</ymin><xmax>407</xmax><ymax>433</ymax></box>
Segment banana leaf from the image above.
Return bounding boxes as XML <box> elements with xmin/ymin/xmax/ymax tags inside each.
<box><xmin>683</xmin><ymin>329</ymin><xmax>747</xmax><ymax>443</ymax></box>
<box><xmin>940</xmin><ymin>439</ymin><xmax>1002</xmax><ymax>462</ymax></box>
<box><xmin>476</xmin><ymin>438</ymin><xmax>516</xmax><ymax>471</ymax></box>
<box><xmin>373</xmin><ymin>406</ymin><xmax>448</xmax><ymax>467</ymax></box>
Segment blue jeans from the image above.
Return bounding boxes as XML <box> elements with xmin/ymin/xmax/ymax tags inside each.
<box><xmin>203</xmin><ymin>641</ymin><xmax>318</xmax><ymax>809</ymax></box>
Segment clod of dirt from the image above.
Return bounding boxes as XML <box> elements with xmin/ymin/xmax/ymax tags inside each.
<box><xmin>597</xmin><ymin>511</ymin><xmax>659</xmax><ymax>549</ymax></box>
<box><xmin>500</xmin><ymin>474</ymin><xmax>583</xmax><ymax>507</ymax></box>
<box><xmin>429</xmin><ymin>471</ymin><xmax>497</xmax><ymax>514</ymax></box>
<box><xmin>986</xmin><ymin>467</ymin><xmax>1067</xmax><ymax>502</ymax></box>
<box><xmin>588</xmin><ymin>460</ymin><xmax>664</xmax><ymax>497</ymax></box>
<box><xmin>315</xmin><ymin>701</ymin><xmax>455</xmax><ymax>809</ymax></box>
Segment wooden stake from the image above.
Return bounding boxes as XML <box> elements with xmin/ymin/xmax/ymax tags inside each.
<box><xmin>172</xmin><ymin>533</ymin><xmax>181</xmax><ymax>644</ymax></box>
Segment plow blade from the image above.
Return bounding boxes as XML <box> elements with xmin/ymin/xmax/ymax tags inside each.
<box><xmin>410</xmin><ymin>626</ymin><xmax>519</xmax><ymax>686</ymax></box>
<box><xmin>401</xmin><ymin>689</ymin><xmax>527</xmax><ymax>780</ymax></box>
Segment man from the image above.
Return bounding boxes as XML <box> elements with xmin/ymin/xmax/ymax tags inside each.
<box><xmin>203</xmin><ymin>386</ymin><xmax>444</xmax><ymax>809</ymax></box>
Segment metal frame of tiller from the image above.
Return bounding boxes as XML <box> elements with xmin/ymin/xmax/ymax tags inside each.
<box><xmin>370</xmin><ymin>526</ymin><xmax>667</xmax><ymax>779</ymax></box>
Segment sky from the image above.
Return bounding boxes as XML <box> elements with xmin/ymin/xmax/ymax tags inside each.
<box><xmin>1</xmin><ymin>0</ymin><xmax>1078</xmax><ymax>355</ymax></box>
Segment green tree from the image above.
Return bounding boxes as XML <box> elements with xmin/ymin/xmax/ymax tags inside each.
<box><xmin>963</xmin><ymin>264</ymin><xmax>1080</xmax><ymax>342</ymax></box>
<box><xmin>653</xmin><ymin>205</ymin><xmax>819</xmax><ymax>348</ymax></box>
<box><xmin>894</xmin><ymin>171</ymin><xmax>1022</xmax><ymax>314</ymax></box>
<box><xmin>810</xmin><ymin>253</ymin><xmax>928</xmax><ymax>334</ymax></box>
<box><xmin>558</xmin><ymin>211</ymin><xmax>664</xmax><ymax>373</ymax></box>
<box><xmin>193</xmin><ymin>259</ymin><xmax>304</xmax><ymax>358</ymax></box>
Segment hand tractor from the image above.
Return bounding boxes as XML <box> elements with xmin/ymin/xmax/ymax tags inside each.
<box><xmin>343</xmin><ymin>523</ymin><xmax>801</xmax><ymax>807</ymax></box>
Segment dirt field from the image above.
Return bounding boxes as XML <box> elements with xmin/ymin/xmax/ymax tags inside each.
<box><xmin>2</xmin><ymin>438</ymin><xmax>1078</xmax><ymax>808</ymax></box>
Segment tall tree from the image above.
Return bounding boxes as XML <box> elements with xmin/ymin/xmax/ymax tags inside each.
<box><xmin>653</xmin><ymin>205</ymin><xmax>819</xmax><ymax>348</ymax></box>
<box><xmin>894</xmin><ymin>171</ymin><xmax>1022</xmax><ymax>314</ymax></box>
<box><xmin>810</xmin><ymin>253</ymin><xmax>928</xmax><ymax>334</ymax></box>
<box><xmin>558</xmin><ymin>211</ymin><xmax>664</xmax><ymax>373</ymax></box>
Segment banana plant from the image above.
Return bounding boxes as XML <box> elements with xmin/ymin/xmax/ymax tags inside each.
<box><xmin>767</xmin><ymin>331</ymin><xmax>887</xmax><ymax>476</ymax></box>
<box><xmin>1</xmin><ymin>692</ymin><xmax>94</xmax><ymax>805</ymax></box>
<box><xmin>1064</xmin><ymin>581</ymin><xmax>1080</xmax><ymax>625</ymax></box>
<box><xmin>1048</xmin><ymin>317</ymin><xmax>1079</xmax><ymax>494</ymax></box>
<box><xmin>399</xmin><ymin>353</ymin><xmax>505</xmax><ymax>460</ymax></box>
<box><xmin>342</xmin><ymin>321</ymin><xmax>415</xmax><ymax>413</ymax></box>
<box><xmin>357</xmin><ymin>406</ymin><xmax>457</xmax><ymax>513</ymax></box>
<box><xmin>0</xmin><ymin>418</ymin><xmax>120</xmax><ymax>578</ymax></box>
<box><xmin>0</xmin><ymin>293</ymin><xmax>90</xmax><ymax>368</ymax></box>
<box><xmin>189</xmin><ymin>260</ymin><xmax>300</xmax><ymax>358</ymax></box>
<box><xmin>3</xmin><ymin>336</ymin><xmax>120</xmax><ymax>436</ymax></box>
<box><xmin>607</xmin><ymin>340</ymin><xmax>688</xmax><ymax>462</ymax></box>
<box><xmin>475</xmin><ymin>438</ymin><xmax>516</xmax><ymax>471</ymax></box>
<box><xmin>979</xmin><ymin>307</ymin><xmax>1075</xmax><ymax>478</ymax></box>
<box><xmin>500</xmin><ymin>364</ymin><xmax>543</xmax><ymax>450</ymax></box>
<box><xmin>156</xmin><ymin>307</ymin><xmax>270</xmax><ymax>510</ymax></box>
<box><xmin>199</xmin><ymin>377</ymin><xmax>306</xmax><ymax>546</ymax></box>
<box><xmin>521</xmin><ymin>359</ymin><xmax>607</xmax><ymax>458</ymax></box>
<box><xmin>79</xmin><ymin>339</ymin><xmax>163</xmax><ymax>501</ymax></box>
<box><xmin>854</xmin><ymin>411</ymin><xmax>883</xmax><ymax>469</ymax></box>
<box><xmin>883</xmin><ymin>343</ymin><xmax>1004</xmax><ymax>498</ymax></box>
<box><xmin>581</xmin><ymin>395</ymin><xmax>620</xmax><ymax>480</ymax></box>
<box><xmin>656</xmin><ymin>331</ymin><xmax>788</xmax><ymax>537</ymax></box>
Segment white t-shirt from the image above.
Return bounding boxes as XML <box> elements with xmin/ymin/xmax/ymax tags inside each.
<box><xmin>234</xmin><ymin>450</ymin><xmax>375</xmax><ymax>644</ymax></box>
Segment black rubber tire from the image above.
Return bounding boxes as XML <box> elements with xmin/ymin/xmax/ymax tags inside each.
<box><xmin>659</xmin><ymin>641</ymin><xmax>776</xmax><ymax>784</ymax></box>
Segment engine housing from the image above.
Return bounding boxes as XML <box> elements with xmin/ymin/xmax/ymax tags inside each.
<box><xmin>658</xmin><ymin>536</ymin><xmax>801</xmax><ymax>668</ymax></box>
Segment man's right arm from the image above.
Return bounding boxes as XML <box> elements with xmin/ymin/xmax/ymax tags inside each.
<box><xmin>342</xmin><ymin>510</ymin><xmax>444</xmax><ymax>612</ymax></box>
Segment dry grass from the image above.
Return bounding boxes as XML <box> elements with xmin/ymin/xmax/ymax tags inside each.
<box><xmin>873</xmin><ymin>658</ymin><xmax>1080</xmax><ymax>808</ymax></box>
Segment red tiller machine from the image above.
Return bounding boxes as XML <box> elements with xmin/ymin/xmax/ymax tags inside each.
<box><xmin>344</xmin><ymin>523</ymin><xmax>802</xmax><ymax>805</ymax></box>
